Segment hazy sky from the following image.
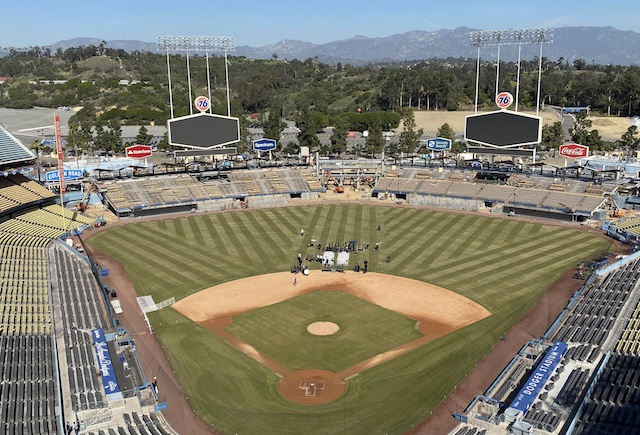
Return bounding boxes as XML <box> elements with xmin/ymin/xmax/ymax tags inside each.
<box><xmin>3</xmin><ymin>0</ymin><xmax>638</xmax><ymax>48</ymax></box>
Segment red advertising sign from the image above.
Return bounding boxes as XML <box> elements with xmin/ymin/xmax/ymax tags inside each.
<box><xmin>559</xmin><ymin>143</ymin><xmax>589</xmax><ymax>159</ymax></box>
<box><xmin>125</xmin><ymin>144</ymin><xmax>152</xmax><ymax>159</ymax></box>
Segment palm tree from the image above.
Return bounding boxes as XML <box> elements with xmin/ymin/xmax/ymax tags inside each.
<box><xmin>30</xmin><ymin>139</ymin><xmax>44</xmax><ymax>182</ymax></box>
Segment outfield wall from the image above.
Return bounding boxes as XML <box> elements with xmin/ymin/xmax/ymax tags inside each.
<box><xmin>408</xmin><ymin>194</ymin><xmax>485</xmax><ymax>212</ymax></box>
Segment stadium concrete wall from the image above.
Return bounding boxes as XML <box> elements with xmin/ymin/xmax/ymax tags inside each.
<box><xmin>197</xmin><ymin>199</ymin><xmax>243</xmax><ymax>212</ymax></box>
<box><xmin>408</xmin><ymin>194</ymin><xmax>487</xmax><ymax>212</ymax></box>
<box><xmin>246</xmin><ymin>195</ymin><xmax>289</xmax><ymax>208</ymax></box>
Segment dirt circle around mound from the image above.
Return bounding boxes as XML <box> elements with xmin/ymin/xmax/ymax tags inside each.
<box><xmin>307</xmin><ymin>321</ymin><xmax>340</xmax><ymax>336</ymax></box>
<box><xmin>277</xmin><ymin>369</ymin><xmax>346</xmax><ymax>405</ymax></box>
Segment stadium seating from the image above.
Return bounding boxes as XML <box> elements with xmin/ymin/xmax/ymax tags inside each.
<box><xmin>0</xmin><ymin>126</ymin><xmax>35</xmax><ymax>164</ymax></box>
<box><xmin>98</xmin><ymin>169</ymin><xmax>322</xmax><ymax>215</ymax></box>
<box><xmin>460</xmin><ymin>258</ymin><xmax>640</xmax><ymax>434</ymax></box>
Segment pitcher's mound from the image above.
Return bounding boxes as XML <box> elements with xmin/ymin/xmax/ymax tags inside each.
<box><xmin>307</xmin><ymin>321</ymin><xmax>340</xmax><ymax>336</ymax></box>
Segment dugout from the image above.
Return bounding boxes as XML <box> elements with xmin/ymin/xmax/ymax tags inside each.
<box><xmin>502</xmin><ymin>206</ymin><xmax>589</xmax><ymax>223</ymax></box>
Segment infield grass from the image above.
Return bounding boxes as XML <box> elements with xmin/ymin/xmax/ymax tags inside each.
<box><xmin>89</xmin><ymin>204</ymin><xmax>612</xmax><ymax>434</ymax></box>
<box><xmin>227</xmin><ymin>290</ymin><xmax>423</xmax><ymax>371</ymax></box>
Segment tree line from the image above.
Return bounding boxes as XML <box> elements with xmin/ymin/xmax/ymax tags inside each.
<box><xmin>1</xmin><ymin>44</ymin><xmax>639</xmax><ymax>156</ymax></box>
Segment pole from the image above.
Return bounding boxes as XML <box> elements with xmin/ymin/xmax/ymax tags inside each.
<box><xmin>474</xmin><ymin>46</ymin><xmax>480</xmax><ymax>114</ymax></box>
<box><xmin>495</xmin><ymin>46</ymin><xmax>501</xmax><ymax>103</ymax></box>
<box><xmin>224</xmin><ymin>50</ymin><xmax>231</xmax><ymax>116</ymax></box>
<box><xmin>166</xmin><ymin>51</ymin><xmax>174</xmax><ymax>119</ymax></box>
<box><xmin>205</xmin><ymin>51</ymin><xmax>213</xmax><ymax>114</ymax></box>
<box><xmin>536</xmin><ymin>44</ymin><xmax>543</xmax><ymax>116</ymax></box>
<box><xmin>54</xmin><ymin>114</ymin><xmax>66</xmax><ymax>229</ymax></box>
<box><xmin>186</xmin><ymin>50</ymin><xmax>193</xmax><ymax>115</ymax></box>
<box><xmin>515</xmin><ymin>44</ymin><xmax>522</xmax><ymax>112</ymax></box>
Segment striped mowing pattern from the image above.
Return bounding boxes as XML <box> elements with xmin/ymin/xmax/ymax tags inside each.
<box><xmin>88</xmin><ymin>204</ymin><xmax>612</xmax><ymax>435</ymax></box>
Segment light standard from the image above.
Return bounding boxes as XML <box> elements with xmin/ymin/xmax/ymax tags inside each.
<box><xmin>157</xmin><ymin>35</ymin><xmax>236</xmax><ymax>118</ymax></box>
<box><xmin>469</xmin><ymin>28</ymin><xmax>553</xmax><ymax>114</ymax></box>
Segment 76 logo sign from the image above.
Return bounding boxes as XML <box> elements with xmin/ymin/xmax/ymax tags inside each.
<box><xmin>194</xmin><ymin>96</ymin><xmax>210</xmax><ymax>112</ymax></box>
<box><xmin>496</xmin><ymin>92</ymin><xmax>514</xmax><ymax>109</ymax></box>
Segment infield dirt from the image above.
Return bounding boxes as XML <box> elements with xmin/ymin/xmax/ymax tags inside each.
<box><xmin>174</xmin><ymin>271</ymin><xmax>491</xmax><ymax>404</ymax></box>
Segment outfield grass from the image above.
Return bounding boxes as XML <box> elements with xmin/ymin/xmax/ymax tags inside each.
<box><xmin>88</xmin><ymin>205</ymin><xmax>612</xmax><ymax>434</ymax></box>
<box><xmin>227</xmin><ymin>290</ymin><xmax>423</xmax><ymax>372</ymax></box>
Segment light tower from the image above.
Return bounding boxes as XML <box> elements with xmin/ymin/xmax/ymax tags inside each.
<box><xmin>469</xmin><ymin>28</ymin><xmax>553</xmax><ymax>114</ymax></box>
<box><xmin>157</xmin><ymin>35</ymin><xmax>235</xmax><ymax>118</ymax></box>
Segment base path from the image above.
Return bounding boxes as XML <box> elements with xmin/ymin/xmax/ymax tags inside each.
<box><xmin>174</xmin><ymin>271</ymin><xmax>490</xmax><ymax>328</ymax></box>
<box><xmin>174</xmin><ymin>271</ymin><xmax>491</xmax><ymax>405</ymax></box>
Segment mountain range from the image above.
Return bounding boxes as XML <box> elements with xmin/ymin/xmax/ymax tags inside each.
<box><xmin>3</xmin><ymin>26</ymin><xmax>640</xmax><ymax>66</ymax></box>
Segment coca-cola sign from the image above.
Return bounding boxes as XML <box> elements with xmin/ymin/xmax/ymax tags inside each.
<box><xmin>559</xmin><ymin>143</ymin><xmax>589</xmax><ymax>158</ymax></box>
<box><xmin>125</xmin><ymin>144</ymin><xmax>152</xmax><ymax>159</ymax></box>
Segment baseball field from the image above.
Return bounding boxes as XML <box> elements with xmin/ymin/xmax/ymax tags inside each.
<box><xmin>87</xmin><ymin>204</ymin><xmax>612</xmax><ymax>434</ymax></box>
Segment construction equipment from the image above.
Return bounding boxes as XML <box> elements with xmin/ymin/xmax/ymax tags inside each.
<box><xmin>612</xmin><ymin>198</ymin><xmax>625</xmax><ymax>218</ymax></box>
<box><xmin>76</xmin><ymin>183</ymin><xmax>98</xmax><ymax>212</ymax></box>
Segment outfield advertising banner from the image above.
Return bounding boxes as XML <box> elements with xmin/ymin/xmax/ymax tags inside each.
<box><xmin>91</xmin><ymin>328</ymin><xmax>123</xmax><ymax>401</ymax></box>
<box><xmin>426</xmin><ymin>137</ymin><xmax>452</xmax><ymax>151</ymax></box>
<box><xmin>509</xmin><ymin>341</ymin><xmax>568</xmax><ymax>413</ymax></box>
<box><xmin>46</xmin><ymin>169</ymin><xmax>84</xmax><ymax>182</ymax></box>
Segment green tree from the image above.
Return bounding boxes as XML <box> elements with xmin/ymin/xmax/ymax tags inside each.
<box><xmin>94</xmin><ymin>119</ymin><xmax>122</xmax><ymax>154</ymax></box>
<box><xmin>437</xmin><ymin>123</ymin><xmax>455</xmax><ymax>141</ymax></box>
<box><xmin>66</xmin><ymin>122</ymin><xmax>93</xmax><ymax>156</ymax></box>
<box><xmin>570</xmin><ymin>113</ymin><xmax>592</xmax><ymax>144</ymax></box>
<box><xmin>329</xmin><ymin>117</ymin><xmax>348</xmax><ymax>156</ymax></box>
<box><xmin>295</xmin><ymin>107</ymin><xmax>322</xmax><ymax>152</ymax></box>
<box><xmin>282</xmin><ymin>141</ymin><xmax>299</xmax><ymax>155</ymax></box>
<box><xmin>156</xmin><ymin>132</ymin><xmax>171</xmax><ymax>153</ymax></box>
<box><xmin>365</xmin><ymin>115</ymin><xmax>384</xmax><ymax>157</ymax></box>
<box><xmin>30</xmin><ymin>139</ymin><xmax>46</xmax><ymax>182</ymax></box>
<box><xmin>135</xmin><ymin>126</ymin><xmax>153</xmax><ymax>145</ymax></box>
<box><xmin>237</xmin><ymin>115</ymin><xmax>250</xmax><ymax>154</ymax></box>
<box><xmin>541</xmin><ymin>121</ymin><xmax>564</xmax><ymax>149</ymax></box>
<box><xmin>398</xmin><ymin>109</ymin><xmax>423</xmax><ymax>155</ymax></box>
<box><xmin>451</xmin><ymin>141</ymin><xmax>467</xmax><ymax>154</ymax></box>
<box><xmin>263</xmin><ymin>110</ymin><xmax>286</xmax><ymax>144</ymax></box>
<box><xmin>620</xmin><ymin>126</ymin><xmax>640</xmax><ymax>150</ymax></box>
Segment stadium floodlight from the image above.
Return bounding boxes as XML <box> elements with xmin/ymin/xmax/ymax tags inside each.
<box><xmin>157</xmin><ymin>35</ymin><xmax>236</xmax><ymax>118</ymax></box>
<box><xmin>469</xmin><ymin>28</ymin><xmax>553</xmax><ymax>47</ymax></box>
<box><xmin>156</xmin><ymin>35</ymin><xmax>235</xmax><ymax>54</ymax></box>
<box><xmin>469</xmin><ymin>28</ymin><xmax>553</xmax><ymax>114</ymax></box>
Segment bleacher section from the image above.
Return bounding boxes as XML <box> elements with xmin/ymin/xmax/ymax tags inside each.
<box><xmin>98</xmin><ymin>169</ymin><xmax>321</xmax><ymax>215</ymax></box>
<box><xmin>0</xmin><ymin>175</ymin><xmax>93</xmax><ymax>434</ymax></box>
<box><xmin>612</xmin><ymin>216</ymin><xmax>640</xmax><ymax>238</ymax></box>
<box><xmin>459</xmin><ymin>258</ymin><xmax>640</xmax><ymax>434</ymax></box>
<box><xmin>47</xmin><ymin>243</ymin><xmax>174</xmax><ymax>434</ymax></box>
<box><xmin>0</xmin><ymin>171</ymin><xmax>176</xmax><ymax>434</ymax></box>
<box><xmin>0</xmin><ymin>204</ymin><xmax>94</xmax><ymax>242</ymax></box>
<box><xmin>50</xmin><ymin>243</ymin><xmax>111</xmax><ymax>412</ymax></box>
<box><xmin>0</xmin><ymin>174</ymin><xmax>56</xmax><ymax>214</ymax></box>
<box><xmin>0</xmin><ymin>245</ymin><xmax>50</xmax><ymax>334</ymax></box>
<box><xmin>0</xmin><ymin>333</ymin><xmax>58</xmax><ymax>434</ymax></box>
<box><xmin>617</xmin><ymin>303</ymin><xmax>640</xmax><ymax>354</ymax></box>
<box><xmin>376</xmin><ymin>177</ymin><xmax>606</xmax><ymax>216</ymax></box>
<box><xmin>572</xmin><ymin>353</ymin><xmax>640</xmax><ymax>434</ymax></box>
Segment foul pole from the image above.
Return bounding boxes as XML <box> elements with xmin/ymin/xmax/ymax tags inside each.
<box><xmin>54</xmin><ymin>114</ymin><xmax>66</xmax><ymax>229</ymax></box>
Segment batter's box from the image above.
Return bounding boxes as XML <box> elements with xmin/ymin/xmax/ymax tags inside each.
<box><xmin>299</xmin><ymin>379</ymin><xmax>326</xmax><ymax>396</ymax></box>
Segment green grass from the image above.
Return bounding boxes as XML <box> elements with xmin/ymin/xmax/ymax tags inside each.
<box><xmin>87</xmin><ymin>204</ymin><xmax>612</xmax><ymax>434</ymax></box>
<box><xmin>227</xmin><ymin>290</ymin><xmax>423</xmax><ymax>372</ymax></box>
